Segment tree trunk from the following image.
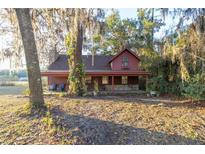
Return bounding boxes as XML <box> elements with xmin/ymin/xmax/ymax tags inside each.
<box><xmin>67</xmin><ymin>9</ymin><xmax>85</xmax><ymax>96</ymax></box>
<box><xmin>151</xmin><ymin>8</ymin><xmax>155</xmax><ymax>46</ymax></box>
<box><xmin>91</xmin><ymin>36</ymin><xmax>95</xmax><ymax>66</ymax></box>
<box><xmin>15</xmin><ymin>9</ymin><xmax>45</xmax><ymax>108</ymax></box>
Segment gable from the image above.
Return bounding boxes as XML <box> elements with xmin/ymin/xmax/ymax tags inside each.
<box><xmin>109</xmin><ymin>49</ymin><xmax>140</xmax><ymax>63</ymax></box>
<box><xmin>110</xmin><ymin>49</ymin><xmax>140</xmax><ymax>71</ymax></box>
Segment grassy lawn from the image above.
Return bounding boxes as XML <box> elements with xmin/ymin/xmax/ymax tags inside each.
<box><xmin>0</xmin><ymin>95</ymin><xmax>205</xmax><ymax>144</ymax></box>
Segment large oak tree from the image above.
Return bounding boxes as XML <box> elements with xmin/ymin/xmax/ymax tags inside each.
<box><xmin>15</xmin><ymin>8</ymin><xmax>44</xmax><ymax>108</ymax></box>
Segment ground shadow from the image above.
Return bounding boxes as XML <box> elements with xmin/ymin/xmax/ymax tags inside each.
<box><xmin>49</xmin><ymin>106</ymin><xmax>203</xmax><ymax>145</ymax></box>
<box><xmin>73</xmin><ymin>95</ymin><xmax>205</xmax><ymax>109</ymax></box>
<box><xmin>118</xmin><ymin>97</ymin><xmax>205</xmax><ymax>109</ymax></box>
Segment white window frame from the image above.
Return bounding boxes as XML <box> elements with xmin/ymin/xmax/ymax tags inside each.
<box><xmin>85</xmin><ymin>76</ymin><xmax>92</xmax><ymax>83</ymax></box>
<box><xmin>122</xmin><ymin>76</ymin><xmax>128</xmax><ymax>84</ymax></box>
<box><xmin>122</xmin><ymin>56</ymin><xmax>129</xmax><ymax>67</ymax></box>
<box><xmin>102</xmin><ymin>76</ymin><xmax>108</xmax><ymax>84</ymax></box>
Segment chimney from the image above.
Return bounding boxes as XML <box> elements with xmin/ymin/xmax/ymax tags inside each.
<box><xmin>92</xmin><ymin>52</ymin><xmax>95</xmax><ymax>66</ymax></box>
<box><xmin>49</xmin><ymin>48</ymin><xmax>59</xmax><ymax>65</ymax></box>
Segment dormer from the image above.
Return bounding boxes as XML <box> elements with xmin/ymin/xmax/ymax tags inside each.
<box><xmin>109</xmin><ymin>49</ymin><xmax>140</xmax><ymax>71</ymax></box>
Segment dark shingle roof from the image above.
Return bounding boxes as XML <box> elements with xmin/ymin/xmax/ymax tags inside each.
<box><xmin>48</xmin><ymin>55</ymin><xmax>113</xmax><ymax>71</ymax></box>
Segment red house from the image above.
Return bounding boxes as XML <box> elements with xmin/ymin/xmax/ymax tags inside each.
<box><xmin>41</xmin><ymin>49</ymin><xmax>150</xmax><ymax>92</ymax></box>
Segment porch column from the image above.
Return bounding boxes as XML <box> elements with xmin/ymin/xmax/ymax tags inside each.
<box><xmin>145</xmin><ymin>75</ymin><xmax>148</xmax><ymax>91</ymax></box>
<box><xmin>47</xmin><ymin>76</ymin><xmax>49</xmax><ymax>85</ymax></box>
<box><xmin>112</xmin><ymin>76</ymin><xmax>114</xmax><ymax>92</ymax></box>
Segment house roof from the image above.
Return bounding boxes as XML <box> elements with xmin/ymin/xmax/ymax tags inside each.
<box><xmin>48</xmin><ymin>48</ymin><xmax>141</xmax><ymax>71</ymax></box>
<box><xmin>42</xmin><ymin>49</ymin><xmax>151</xmax><ymax>76</ymax></box>
<box><xmin>48</xmin><ymin>55</ymin><xmax>113</xmax><ymax>71</ymax></box>
<box><xmin>108</xmin><ymin>48</ymin><xmax>140</xmax><ymax>63</ymax></box>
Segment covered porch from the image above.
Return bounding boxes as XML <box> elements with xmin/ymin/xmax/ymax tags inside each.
<box><xmin>85</xmin><ymin>70</ymin><xmax>150</xmax><ymax>92</ymax></box>
<box><xmin>41</xmin><ymin>70</ymin><xmax>150</xmax><ymax>93</ymax></box>
<box><xmin>86</xmin><ymin>75</ymin><xmax>145</xmax><ymax>92</ymax></box>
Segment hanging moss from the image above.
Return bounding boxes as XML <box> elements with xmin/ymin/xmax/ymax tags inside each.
<box><xmin>66</xmin><ymin>32</ymin><xmax>86</xmax><ymax>96</ymax></box>
<box><xmin>93</xmin><ymin>79</ymin><xmax>99</xmax><ymax>96</ymax></box>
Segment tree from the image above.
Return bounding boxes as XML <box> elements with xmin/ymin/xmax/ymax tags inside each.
<box><xmin>100</xmin><ymin>9</ymin><xmax>163</xmax><ymax>71</ymax></box>
<box><xmin>66</xmin><ymin>9</ymin><xmax>85</xmax><ymax>96</ymax></box>
<box><xmin>101</xmin><ymin>10</ymin><xmax>139</xmax><ymax>55</ymax></box>
<box><xmin>182</xmin><ymin>74</ymin><xmax>205</xmax><ymax>101</ymax></box>
<box><xmin>162</xmin><ymin>17</ymin><xmax>205</xmax><ymax>83</ymax></box>
<box><xmin>15</xmin><ymin>9</ymin><xmax>45</xmax><ymax>109</ymax></box>
<box><xmin>0</xmin><ymin>9</ymin><xmax>69</xmax><ymax>70</ymax></box>
<box><xmin>0</xmin><ymin>9</ymin><xmax>24</xmax><ymax>70</ymax></box>
<box><xmin>65</xmin><ymin>9</ymin><xmax>105</xmax><ymax>96</ymax></box>
<box><xmin>30</xmin><ymin>9</ymin><xmax>69</xmax><ymax>68</ymax></box>
<box><xmin>149</xmin><ymin>9</ymin><xmax>205</xmax><ymax>96</ymax></box>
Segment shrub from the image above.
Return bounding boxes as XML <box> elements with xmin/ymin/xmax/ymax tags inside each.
<box><xmin>182</xmin><ymin>74</ymin><xmax>205</xmax><ymax>101</ymax></box>
<box><xmin>41</xmin><ymin>110</ymin><xmax>54</xmax><ymax>128</ymax></box>
<box><xmin>58</xmin><ymin>92</ymin><xmax>68</xmax><ymax>97</ymax></box>
<box><xmin>167</xmin><ymin>78</ymin><xmax>183</xmax><ymax>96</ymax></box>
<box><xmin>148</xmin><ymin>74</ymin><xmax>183</xmax><ymax>96</ymax></box>
<box><xmin>147</xmin><ymin>75</ymin><xmax>168</xmax><ymax>94</ymax></box>
<box><xmin>138</xmin><ymin>77</ymin><xmax>146</xmax><ymax>90</ymax></box>
<box><xmin>22</xmin><ymin>88</ymin><xmax>30</xmax><ymax>96</ymax></box>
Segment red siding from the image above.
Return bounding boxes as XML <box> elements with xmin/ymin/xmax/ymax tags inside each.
<box><xmin>48</xmin><ymin>76</ymin><xmax>67</xmax><ymax>85</ymax></box>
<box><xmin>111</xmin><ymin>50</ymin><xmax>139</xmax><ymax>71</ymax></box>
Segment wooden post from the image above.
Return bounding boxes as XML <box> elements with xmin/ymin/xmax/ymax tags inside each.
<box><xmin>112</xmin><ymin>76</ymin><xmax>114</xmax><ymax>92</ymax></box>
<box><xmin>145</xmin><ymin>75</ymin><xmax>148</xmax><ymax>92</ymax></box>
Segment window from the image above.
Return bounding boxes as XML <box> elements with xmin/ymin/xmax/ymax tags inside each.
<box><xmin>122</xmin><ymin>76</ymin><xmax>128</xmax><ymax>84</ymax></box>
<box><xmin>122</xmin><ymin>56</ymin><xmax>128</xmax><ymax>68</ymax></box>
<box><xmin>85</xmin><ymin>76</ymin><xmax>91</xmax><ymax>84</ymax></box>
<box><xmin>102</xmin><ymin>76</ymin><xmax>108</xmax><ymax>84</ymax></box>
